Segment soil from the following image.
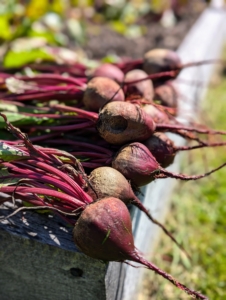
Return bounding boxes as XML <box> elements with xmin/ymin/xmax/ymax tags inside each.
<box><xmin>83</xmin><ymin>1</ymin><xmax>207</xmax><ymax>60</ymax></box>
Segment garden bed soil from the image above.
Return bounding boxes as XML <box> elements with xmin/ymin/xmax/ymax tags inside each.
<box><xmin>83</xmin><ymin>1</ymin><xmax>206</xmax><ymax>59</ymax></box>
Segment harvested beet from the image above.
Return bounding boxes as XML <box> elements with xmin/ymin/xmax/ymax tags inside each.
<box><xmin>96</xmin><ymin>101</ymin><xmax>156</xmax><ymax>145</ymax></box>
<box><xmin>143</xmin><ymin>49</ymin><xmax>181</xmax><ymax>82</ymax></box>
<box><xmin>89</xmin><ymin>63</ymin><xmax>124</xmax><ymax>83</ymax></box>
<box><xmin>142</xmin><ymin>104</ymin><xmax>170</xmax><ymax>124</ymax></box>
<box><xmin>73</xmin><ymin>197</ymin><xmax>207</xmax><ymax>299</ymax></box>
<box><xmin>144</xmin><ymin>132</ymin><xmax>176</xmax><ymax>168</ymax></box>
<box><xmin>154</xmin><ymin>83</ymin><xmax>178</xmax><ymax>109</ymax></box>
<box><xmin>145</xmin><ymin>132</ymin><xmax>226</xmax><ymax>168</ymax></box>
<box><xmin>112</xmin><ymin>142</ymin><xmax>226</xmax><ymax>187</ymax></box>
<box><xmin>112</xmin><ymin>142</ymin><xmax>158</xmax><ymax>186</ymax></box>
<box><xmin>83</xmin><ymin>77</ymin><xmax>125</xmax><ymax>112</ymax></box>
<box><xmin>124</xmin><ymin>69</ymin><xmax>154</xmax><ymax>101</ymax></box>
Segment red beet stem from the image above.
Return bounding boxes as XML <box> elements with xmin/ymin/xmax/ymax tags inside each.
<box><xmin>122</xmin><ymin>59</ymin><xmax>222</xmax><ymax>86</ymax></box>
<box><xmin>0</xmin><ymin>171</ymin><xmax>78</xmax><ymax>202</ymax></box>
<box><xmin>131</xmin><ymin>198</ymin><xmax>190</xmax><ymax>258</ymax></box>
<box><xmin>131</xmin><ymin>252</ymin><xmax>207</xmax><ymax>299</ymax></box>
<box><xmin>0</xmin><ymin>186</ymin><xmax>84</xmax><ymax>208</ymax></box>
<box><xmin>159</xmin><ymin>161</ymin><xmax>226</xmax><ymax>180</ymax></box>
<box><xmin>3</xmin><ymin>90</ymin><xmax>83</xmax><ymax>101</ymax></box>
<box><xmin>123</xmin><ymin>70</ymin><xmax>178</xmax><ymax>86</ymax></box>
<box><xmin>24</xmin><ymin>121</ymin><xmax>94</xmax><ymax>132</ymax></box>
<box><xmin>176</xmin><ymin>141</ymin><xmax>226</xmax><ymax>151</ymax></box>
<box><xmin>46</xmin><ymin>139</ymin><xmax>113</xmax><ymax>155</ymax></box>
<box><xmin>22</xmin><ymin>159</ymin><xmax>92</xmax><ymax>203</ymax></box>
<box><xmin>18</xmin><ymin>74</ymin><xmax>86</xmax><ymax>87</ymax></box>
<box><xmin>51</xmin><ymin>104</ymin><xmax>98</xmax><ymax>123</ymax></box>
<box><xmin>156</xmin><ymin>123</ymin><xmax>226</xmax><ymax>135</ymax></box>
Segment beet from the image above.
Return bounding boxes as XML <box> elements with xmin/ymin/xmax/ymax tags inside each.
<box><xmin>112</xmin><ymin>142</ymin><xmax>158</xmax><ymax>186</ymax></box>
<box><xmin>89</xmin><ymin>63</ymin><xmax>124</xmax><ymax>83</ymax></box>
<box><xmin>124</xmin><ymin>69</ymin><xmax>154</xmax><ymax>101</ymax></box>
<box><xmin>145</xmin><ymin>132</ymin><xmax>226</xmax><ymax>168</ymax></box>
<box><xmin>73</xmin><ymin>197</ymin><xmax>207</xmax><ymax>299</ymax></box>
<box><xmin>154</xmin><ymin>83</ymin><xmax>178</xmax><ymax>109</ymax></box>
<box><xmin>112</xmin><ymin>142</ymin><xmax>226</xmax><ymax>187</ymax></box>
<box><xmin>144</xmin><ymin>132</ymin><xmax>176</xmax><ymax>168</ymax></box>
<box><xmin>142</xmin><ymin>104</ymin><xmax>170</xmax><ymax>124</ymax></box>
<box><xmin>96</xmin><ymin>101</ymin><xmax>156</xmax><ymax>145</ymax></box>
<box><xmin>143</xmin><ymin>49</ymin><xmax>181</xmax><ymax>81</ymax></box>
<box><xmin>83</xmin><ymin>77</ymin><xmax>125</xmax><ymax>112</ymax></box>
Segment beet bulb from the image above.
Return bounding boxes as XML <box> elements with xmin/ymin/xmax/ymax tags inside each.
<box><xmin>154</xmin><ymin>82</ymin><xmax>178</xmax><ymax>109</ymax></box>
<box><xmin>73</xmin><ymin>197</ymin><xmax>207</xmax><ymax>299</ymax></box>
<box><xmin>124</xmin><ymin>69</ymin><xmax>154</xmax><ymax>101</ymax></box>
<box><xmin>112</xmin><ymin>142</ymin><xmax>226</xmax><ymax>187</ymax></box>
<box><xmin>83</xmin><ymin>77</ymin><xmax>125</xmax><ymax>112</ymax></box>
<box><xmin>96</xmin><ymin>101</ymin><xmax>156</xmax><ymax>145</ymax></box>
<box><xmin>145</xmin><ymin>132</ymin><xmax>226</xmax><ymax>168</ymax></box>
<box><xmin>144</xmin><ymin>132</ymin><xmax>176</xmax><ymax>168</ymax></box>
<box><xmin>143</xmin><ymin>49</ymin><xmax>181</xmax><ymax>83</ymax></box>
<box><xmin>89</xmin><ymin>63</ymin><xmax>124</xmax><ymax>83</ymax></box>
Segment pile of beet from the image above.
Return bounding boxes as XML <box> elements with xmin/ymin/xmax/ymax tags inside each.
<box><xmin>0</xmin><ymin>48</ymin><xmax>225</xmax><ymax>299</ymax></box>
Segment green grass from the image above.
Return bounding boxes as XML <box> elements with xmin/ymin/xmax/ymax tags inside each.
<box><xmin>140</xmin><ymin>67</ymin><xmax>226</xmax><ymax>300</ymax></box>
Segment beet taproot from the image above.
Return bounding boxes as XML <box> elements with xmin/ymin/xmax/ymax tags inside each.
<box><xmin>96</xmin><ymin>101</ymin><xmax>156</xmax><ymax>145</ymax></box>
<box><xmin>83</xmin><ymin>77</ymin><xmax>125</xmax><ymax>112</ymax></box>
<box><xmin>143</xmin><ymin>49</ymin><xmax>181</xmax><ymax>79</ymax></box>
<box><xmin>112</xmin><ymin>142</ymin><xmax>226</xmax><ymax>187</ymax></box>
<box><xmin>89</xmin><ymin>63</ymin><xmax>124</xmax><ymax>83</ymax></box>
<box><xmin>154</xmin><ymin>83</ymin><xmax>178</xmax><ymax>108</ymax></box>
<box><xmin>124</xmin><ymin>69</ymin><xmax>154</xmax><ymax>101</ymax></box>
<box><xmin>73</xmin><ymin>197</ymin><xmax>207</xmax><ymax>299</ymax></box>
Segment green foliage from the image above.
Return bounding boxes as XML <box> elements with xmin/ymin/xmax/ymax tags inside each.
<box><xmin>4</xmin><ymin>48</ymin><xmax>54</xmax><ymax>67</ymax></box>
<box><xmin>0</xmin><ymin>143</ymin><xmax>29</xmax><ymax>163</ymax></box>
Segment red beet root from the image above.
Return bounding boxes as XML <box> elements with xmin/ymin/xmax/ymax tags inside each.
<box><xmin>145</xmin><ymin>132</ymin><xmax>226</xmax><ymax>168</ymax></box>
<box><xmin>112</xmin><ymin>142</ymin><xmax>226</xmax><ymax>187</ymax></box>
<box><xmin>89</xmin><ymin>63</ymin><xmax>125</xmax><ymax>83</ymax></box>
<box><xmin>142</xmin><ymin>104</ymin><xmax>170</xmax><ymax>124</ymax></box>
<box><xmin>96</xmin><ymin>101</ymin><xmax>156</xmax><ymax>145</ymax></box>
<box><xmin>143</xmin><ymin>49</ymin><xmax>181</xmax><ymax>83</ymax></box>
<box><xmin>124</xmin><ymin>69</ymin><xmax>154</xmax><ymax>101</ymax></box>
<box><xmin>154</xmin><ymin>83</ymin><xmax>178</xmax><ymax>109</ymax></box>
<box><xmin>144</xmin><ymin>132</ymin><xmax>176</xmax><ymax>168</ymax></box>
<box><xmin>73</xmin><ymin>197</ymin><xmax>207</xmax><ymax>299</ymax></box>
<box><xmin>83</xmin><ymin>77</ymin><xmax>125</xmax><ymax>112</ymax></box>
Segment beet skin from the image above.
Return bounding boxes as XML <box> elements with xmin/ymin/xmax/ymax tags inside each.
<box><xmin>73</xmin><ymin>197</ymin><xmax>134</xmax><ymax>261</ymax></box>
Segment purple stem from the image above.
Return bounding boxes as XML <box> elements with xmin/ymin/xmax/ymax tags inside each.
<box><xmin>156</xmin><ymin>123</ymin><xmax>226</xmax><ymax>135</ymax></box>
<box><xmin>18</xmin><ymin>74</ymin><xmax>87</xmax><ymax>87</ymax></box>
<box><xmin>22</xmin><ymin>121</ymin><xmax>94</xmax><ymax>132</ymax></box>
<box><xmin>46</xmin><ymin>139</ymin><xmax>113</xmax><ymax>155</ymax></box>
<box><xmin>22</xmin><ymin>159</ymin><xmax>92</xmax><ymax>204</ymax></box>
<box><xmin>51</xmin><ymin>104</ymin><xmax>98</xmax><ymax>123</ymax></box>
<box><xmin>159</xmin><ymin>161</ymin><xmax>226</xmax><ymax>180</ymax></box>
<box><xmin>3</xmin><ymin>90</ymin><xmax>83</xmax><ymax>102</ymax></box>
<box><xmin>0</xmin><ymin>186</ymin><xmax>84</xmax><ymax>208</ymax></box>
<box><xmin>0</xmin><ymin>172</ymin><xmax>79</xmax><ymax>203</ymax></box>
<box><xmin>132</xmin><ymin>252</ymin><xmax>207</xmax><ymax>299</ymax></box>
